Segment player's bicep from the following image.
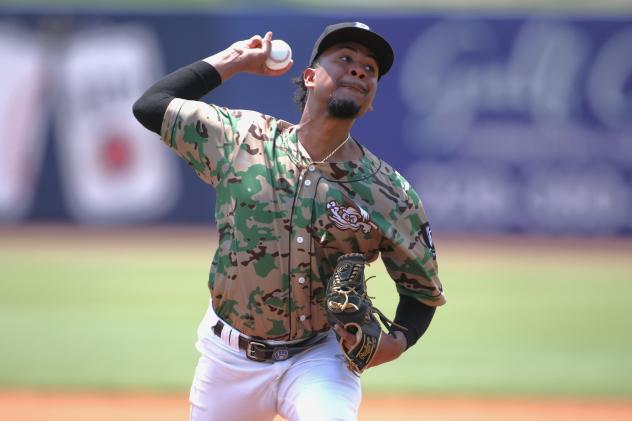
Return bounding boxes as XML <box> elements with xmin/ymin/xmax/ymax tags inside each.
<box><xmin>161</xmin><ymin>98</ymin><xmax>235</xmax><ymax>186</ymax></box>
<box><xmin>380</xmin><ymin>198</ymin><xmax>445</xmax><ymax>307</ymax></box>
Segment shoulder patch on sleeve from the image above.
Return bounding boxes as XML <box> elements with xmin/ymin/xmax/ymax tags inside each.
<box><xmin>421</xmin><ymin>222</ymin><xmax>436</xmax><ymax>259</ymax></box>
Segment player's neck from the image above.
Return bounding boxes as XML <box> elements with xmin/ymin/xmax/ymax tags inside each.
<box><xmin>297</xmin><ymin>110</ymin><xmax>359</xmax><ymax>162</ymax></box>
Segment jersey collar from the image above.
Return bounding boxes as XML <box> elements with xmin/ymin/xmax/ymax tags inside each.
<box><xmin>281</xmin><ymin>124</ymin><xmax>381</xmax><ymax>182</ymax></box>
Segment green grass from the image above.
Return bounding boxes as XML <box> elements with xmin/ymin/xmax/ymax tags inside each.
<box><xmin>1</xmin><ymin>229</ymin><xmax>631</xmax><ymax>398</ymax></box>
<box><xmin>0</xmin><ymin>234</ymin><xmax>211</xmax><ymax>391</ymax></box>
<box><xmin>364</xmin><ymin>245</ymin><xmax>632</xmax><ymax>398</ymax></box>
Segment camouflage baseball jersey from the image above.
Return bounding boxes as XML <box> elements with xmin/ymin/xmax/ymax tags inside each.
<box><xmin>161</xmin><ymin>98</ymin><xmax>446</xmax><ymax>341</ymax></box>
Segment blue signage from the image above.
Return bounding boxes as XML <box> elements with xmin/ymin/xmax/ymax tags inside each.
<box><xmin>1</xmin><ymin>11</ymin><xmax>630</xmax><ymax>233</ymax></box>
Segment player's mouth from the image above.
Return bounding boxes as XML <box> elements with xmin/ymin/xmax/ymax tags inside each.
<box><xmin>338</xmin><ymin>82</ymin><xmax>368</xmax><ymax>94</ymax></box>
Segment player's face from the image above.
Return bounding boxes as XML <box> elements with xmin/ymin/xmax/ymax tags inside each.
<box><xmin>309</xmin><ymin>42</ymin><xmax>379</xmax><ymax>118</ymax></box>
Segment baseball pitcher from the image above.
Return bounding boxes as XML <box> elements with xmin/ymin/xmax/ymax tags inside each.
<box><xmin>133</xmin><ymin>21</ymin><xmax>446</xmax><ymax>421</ymax></box>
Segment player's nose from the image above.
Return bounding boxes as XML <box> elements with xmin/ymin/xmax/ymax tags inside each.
<box><xmin>350</xmin><ymin>67</ymin><xmax>366</xmax><ymax>80</ymax></box>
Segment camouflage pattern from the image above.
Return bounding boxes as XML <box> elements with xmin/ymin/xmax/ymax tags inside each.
<box><xmin>161</xmin><ymin>98</ymin><xmax>446</xmax><ymax>341</ymax></box>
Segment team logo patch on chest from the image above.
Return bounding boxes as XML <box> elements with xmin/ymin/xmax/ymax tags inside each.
<box><xmin>326</xmin><ymin>200</ymin><xmax>376</xmax><ymax>233</ymax></box>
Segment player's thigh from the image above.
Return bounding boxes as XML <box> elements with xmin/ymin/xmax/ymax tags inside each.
<box><xmin>189</xmin><ymin>351</ymin><xmax>278</xmax><ymax>421</ymax></box>
<box><xmin>282</xmin><ymin>379</ymin><xmax>361</xmax><ymax>421</ymax></box>
<box><xmin>277</xmin><ymin>335</ymin><xmax>361</xmax><ymax>421</ymax></box>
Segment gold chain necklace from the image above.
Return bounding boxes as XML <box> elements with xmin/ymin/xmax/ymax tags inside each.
<box><xmin>298</xmin><ymin>133</ymin><xmax>351</xmax><ymax>164</ymax></box>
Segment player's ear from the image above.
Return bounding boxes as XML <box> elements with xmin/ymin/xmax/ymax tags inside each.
<box><xmin>303</xmin><ymin>67</ymin><xmax>316</xmax><ymax>88</ymax></box>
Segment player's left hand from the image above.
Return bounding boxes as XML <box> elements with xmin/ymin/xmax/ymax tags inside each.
<box><xmin>333</xmin><ymin>324</ymin><xmax>407</xmax><ymax>368</ymax></box>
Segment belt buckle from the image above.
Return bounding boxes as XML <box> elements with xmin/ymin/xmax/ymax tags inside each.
<box><xmin>246</xmin><ymin>341</ymin><xmax>267</xmax><ymax>362</ymax></box>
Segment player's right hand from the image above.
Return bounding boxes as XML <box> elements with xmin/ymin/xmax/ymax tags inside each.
<box><xmin>205</xmin><ymin>32</ymin><xmax>293</xmax><ymax>81</ymax></box>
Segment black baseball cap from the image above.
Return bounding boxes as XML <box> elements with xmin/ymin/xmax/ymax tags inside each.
<box><xmin>309</xmin><ymin>22</ymin><xmax>394</xmax><ymax>79</ymax></box>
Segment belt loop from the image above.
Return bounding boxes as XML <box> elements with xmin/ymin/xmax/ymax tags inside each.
<box><xmin>220</xmin><ymin>323</ymin><xmax>231</xmax><ymax>347</ymax></box>
<box><xmin>228</xmin><ymin>329</ymin><xmax>240</xmax><ymax>351</ymax></box>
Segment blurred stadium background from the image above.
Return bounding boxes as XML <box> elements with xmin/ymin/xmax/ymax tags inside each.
<box><xmin>1</xmin><ymin>0</ymin><xmax>631</xmax><ymax>420</ymax></box>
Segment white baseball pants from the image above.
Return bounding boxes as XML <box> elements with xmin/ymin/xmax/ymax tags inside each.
<box><xmin>189</xmin><ymin>300</ymin><xmax>361</xmax><ymax>421</ymax></box>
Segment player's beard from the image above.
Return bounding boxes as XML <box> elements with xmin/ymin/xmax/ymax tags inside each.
<box><xmin>327</xmin><ymin>96</ymin><xmax>361</xmax><ymax>119</ymax></box>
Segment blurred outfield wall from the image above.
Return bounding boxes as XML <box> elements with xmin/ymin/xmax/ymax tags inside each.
<box><xmin>1</xmin><ymin>10</ymin><xmax>631</xmax><ymax>234</ymax></box>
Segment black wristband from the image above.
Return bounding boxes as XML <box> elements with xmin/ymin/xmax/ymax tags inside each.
<box><xmin>132</xmin><ymin>61</ymin><xmax>222</xmax><ymax>134</ymax></box>
<box><xmin>390</xmin><ymin>294</ymin><xmax>436</xmax><ymax>350</ymax></box>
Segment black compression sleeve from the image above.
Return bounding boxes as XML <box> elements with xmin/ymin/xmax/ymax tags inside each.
<box><xmin>132</xmin><ymin>60</ymin><xmax>222</xmax><ymax>134</ymax></box>
<box><xmin>390</xmin><ymin>294</ymin><xmax>436</xmax><ymax>350</ymax></box>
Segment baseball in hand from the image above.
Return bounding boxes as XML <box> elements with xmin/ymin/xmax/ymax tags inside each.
<box><xmin>265</xmin><ymin>39</ymin><xmax>292</xmax><ymax>70</ymax></box>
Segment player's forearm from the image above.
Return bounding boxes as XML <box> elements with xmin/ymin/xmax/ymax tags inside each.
<box><xmin>369</xmin><ymin>330</ymin><xmax>407</xmax><ymax>368</ymax></box>
<box><xmin>391</xmin><ymin>294</ymin><xmax>436</xmax><ymax>349</ymax></box>
<box><xmin>203</xmin><ymin>48</ymin><xmax>249</xmax><ymax>82</ymax></box>
<box><xmin>132</xmin><ymin>61</ymin><xmax>222</xmax><ymax>134</ymax></box>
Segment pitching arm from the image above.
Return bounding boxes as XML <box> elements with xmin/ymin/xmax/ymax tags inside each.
<box><xmin>133</xmin><ymin>31</ymin><xmax>292</xmax><ymax>135</ymax></box>
<box><xmin>133</xmin><ymin>61</ymin><xmax>222</xmax><ymax>135</ymax></box>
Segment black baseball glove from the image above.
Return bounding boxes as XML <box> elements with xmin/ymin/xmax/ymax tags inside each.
<box><xmin>325</xmin><ymin>253</ymin><xmax>404</xmax><ymax>375</ymax></box>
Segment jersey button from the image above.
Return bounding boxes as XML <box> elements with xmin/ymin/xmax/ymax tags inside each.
<box><xmin>299</xmin><ymin>315</ymin><xmax>306</xmax><ymax>322</ymax></box>
<box><xmin>308</xmin><ymin>165</ymin><xmax>316</xmax><ymax>172</ymax></box>
<box><xmin>298</xmin><ymin>277</ymin><xmax>305</xmax><ymax>284</ymax></box>
<box><xmin>304</xmin><ymin>179</ymin><xmax>312</xmax><ymax>187</ymax></box>
<box><xmin>296</xmin><ymin>236</ymin><xmax>304</xmax><ymax>244</ymax></box>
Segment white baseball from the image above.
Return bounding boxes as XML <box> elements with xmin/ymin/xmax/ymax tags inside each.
<box><xmin>265</xmin><ymin>39</ymin><xmax>292</xmax><ymax>70</ymax></box>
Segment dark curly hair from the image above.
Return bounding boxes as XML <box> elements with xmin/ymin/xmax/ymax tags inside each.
<box><xmin>292</xmin><ymin>60</ymin><xmax>320</xmax><ymax>112</ymax></box>
<box><xmin>292</xmin><ymin>75</ymin><xmax>308</xmax><ymax>112</ymax></box>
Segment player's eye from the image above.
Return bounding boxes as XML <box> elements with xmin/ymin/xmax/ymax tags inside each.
<box><xmin>364</xmin><ymin>64</ymin><xmax>376</xmax><ymax>74</ymax></box>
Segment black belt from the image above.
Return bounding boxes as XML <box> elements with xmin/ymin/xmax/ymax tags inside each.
<box><xmin>212</xmin><ymin>319</ymin><xmax>327</xmax><ymax>362</ymax></box>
